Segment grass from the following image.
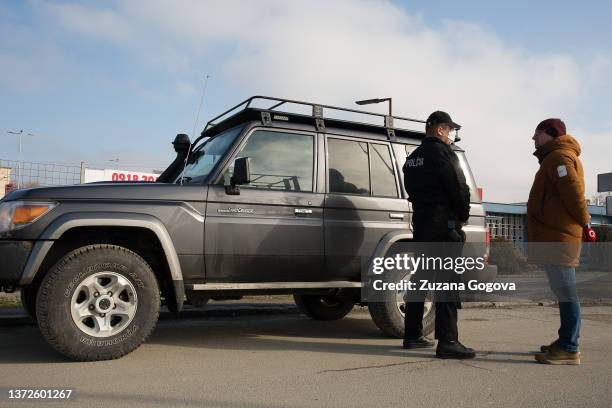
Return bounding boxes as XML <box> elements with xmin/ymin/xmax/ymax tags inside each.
<box><xmin>242</xmin><ymin>295</ymin><xmax>293</xmax><ymax>301</ymax></box>
<box><xmin>0</xmin><ymin>294</ymin><xmax>22</xmax><ymax>308</ymax></box>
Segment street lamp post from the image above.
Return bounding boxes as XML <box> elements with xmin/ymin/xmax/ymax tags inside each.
<box><xmin>7</xmin><ymin>130</ymin><xmax>36</xmax><ymax>189</ymax></box>
<box><xmin>355</xmin><ymin>97</ymin><xmax>394</xmax><ymax>138</ymax></box>
<box><xmin>355</xmin><ymin>97</ymin><xmax>393</xmax><ymax>116</ymax></box>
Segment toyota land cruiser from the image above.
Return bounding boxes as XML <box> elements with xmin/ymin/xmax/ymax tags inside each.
<box><xmin>0</xmin><ymin>96</ymin><xmax>495</xmax><ymax>361</ymax></box>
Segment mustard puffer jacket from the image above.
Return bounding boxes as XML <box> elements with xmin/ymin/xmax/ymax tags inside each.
<box><xmin>527</xmin><ymin>135</ymin><xmax>590</xmax><ymax>266</ymax></box>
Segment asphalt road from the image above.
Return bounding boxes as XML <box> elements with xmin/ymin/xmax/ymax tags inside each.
<box><xmin>1</xmin><ymin>306</ymin><xmax>611</xmax><ymax>408</ymax></box>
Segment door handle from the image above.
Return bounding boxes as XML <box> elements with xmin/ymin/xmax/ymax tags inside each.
<box><xmin>295</xmin><ymin>208</ymin><xmax>313</xmax><ymax>215</ymax></box>
<box><xmin>389</xmin><ymin>213</ymin><xmax>405</xmax><ymax>220</ymax></box>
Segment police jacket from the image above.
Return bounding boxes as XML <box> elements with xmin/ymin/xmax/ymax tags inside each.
<box><xmin>402</xmin><ymin>137</ymin><xmax>470</xmax><ymax>222</ymax></box>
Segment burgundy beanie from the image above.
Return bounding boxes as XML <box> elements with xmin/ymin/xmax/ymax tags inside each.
<box><xmin>536</xmin><ymin>118</ymin><xmax>566</xmax><ymax>137</ymax></box>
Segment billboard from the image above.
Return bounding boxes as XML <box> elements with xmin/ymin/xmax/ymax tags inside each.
<box><xmin>83</xmin><ymin>168</ymin><xmax>159</xmax><ymax>183</ymax></box>
<box><xmin>0</xmin><ymin>167</ymin><xmax>11</xmax><ymax>199</ymax></box>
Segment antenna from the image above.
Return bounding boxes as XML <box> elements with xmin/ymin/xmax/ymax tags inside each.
<box><xmin>180</xmin><ymin>74</ymin><xmax>211</xmax><ymax>185</ymax></box>
<box><xmin>190</xmin><ymin>74</ymin><xmax>211</xmax><ymax>140</ymax></box>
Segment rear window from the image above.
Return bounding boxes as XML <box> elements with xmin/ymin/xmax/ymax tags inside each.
<box><xmin>327</xmin><ymin>138</ymin><xmax>370</xmax><ymax>195</ymax></box>
<box><xmin>327</xmin><ymin>138</ymin><xmax>400</xmax><ymax>198</ymax></box>
<box><xmin>370</xmin><ymin>143</ymin><xmax>397</xmax><ymax>197</ymax></box>
<box><xmin>457</xmin><ymin>151</ymin><xmax>481</xmax><ymax>203</ymax></box>
<box><xmin>394</xmin><ymin>143</ymin><xmax>480</xmax><ymax>203</ymax></box>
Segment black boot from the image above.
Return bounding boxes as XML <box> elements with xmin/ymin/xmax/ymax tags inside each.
<box><xmin>403</xmin><ymin>336</ymin><xmax>435</xmax><ymax>349</ymax></box>
<box><xmin>436</xmin><ymin>340</ymin><xmax>476</xmax><ymax>359</ymax></box>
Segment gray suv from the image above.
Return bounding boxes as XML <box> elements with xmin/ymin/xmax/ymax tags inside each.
<box><xmin>0</xmin><ymin>96</ymin><xmax>495</xmax><ymax>361</ymax></box>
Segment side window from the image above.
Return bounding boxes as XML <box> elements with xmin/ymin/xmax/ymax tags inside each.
<box><xmin>328</xmin><ymin>138</ymin><xmax>370</xmax><ymax>195</ymax></box>
<box><xmin>225</xmin><ymin>130</ymin><xmax>314</xmax><ymax>192</ymax></box>
<box><xmin>395</xmin><ymin>143</ymin><xmax>417</xmax><ymax>195</ymax></box>
<box><xmin>401</xmin><ymin>143</ymin><xmax>418</xmax><ymax>165</ymax></box>
<box><xmin>370</xmin><ymin>143</ymin><xmax>398</xmax><ymax>197</ymax></box>
<box><xmin>457</xmin><ymin>152</ymin><xmax>481</xmax><ymax>203</ymax></box>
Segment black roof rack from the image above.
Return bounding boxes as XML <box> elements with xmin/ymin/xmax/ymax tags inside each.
<box><xmin>196</xmin><ymin>95</ymin><xmax>430</xmax><ymax>145</ymax></box>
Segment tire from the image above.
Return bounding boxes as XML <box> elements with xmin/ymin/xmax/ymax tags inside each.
<box><xmin>294</xmin><ymin>294</ymin><xmax>355</xmax><ymax>321</ymax></box>
<box><xmin>20</xmin><ymin>285</ymin><xmax>38</xmax><ymax>321</ymax></box>
<box><xmin>36</xmin><ymin>244</ymin><xmax>160</xmax><ymax>361</ymax></box>
<box><xmin>368</xmin><ymin>286</ymin><xmax>435</xmax><ymax>339</ymax></box>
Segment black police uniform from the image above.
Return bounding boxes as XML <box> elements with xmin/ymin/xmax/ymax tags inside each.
<box><xmin>402</xmin><ymin>136</ymin><xmax>471</xmax><ymax>343</ymax></box>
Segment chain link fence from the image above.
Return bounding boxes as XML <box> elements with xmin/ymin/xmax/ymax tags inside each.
<box><xmin>0</xmin><ymin>159</ymin><xmax>84</xmax><ymax>197</ymax></box>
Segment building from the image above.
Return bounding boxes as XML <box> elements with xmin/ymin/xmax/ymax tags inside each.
<box><xmin>483</xmin><ymin>202</ymin><xmax>612</xmax><ymax>245</ymax></box>
<box><xmin>0</xmin><ymin>167</ymin><xmax>12</xmax><ymax>199</ymax></box>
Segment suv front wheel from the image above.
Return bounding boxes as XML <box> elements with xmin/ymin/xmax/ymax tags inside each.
<box><xmin>36</xmin><ymin>244</ymin><xmax>160</xmax><ymax>361</ymax></box>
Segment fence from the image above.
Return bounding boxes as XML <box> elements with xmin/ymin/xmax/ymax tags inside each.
<box><xmin>0</xmin><ymin>159</ymin><xmax>83</xmax><ymax>196</ymax></box>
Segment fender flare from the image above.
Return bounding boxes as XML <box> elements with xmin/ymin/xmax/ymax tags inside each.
<box><xmin>20</xmin><ymin>212</ymin><xmax>184</xmax><ymax>311</ymax></box>
<box><xmin>369</xmin><ymin>230</ymin><xmax>497</xmax><ymax>282</ymax></box>
<box><xmin>367</xmin><ymin>230</ymin><xmax>414</xmax><ymax>274</ymax></box>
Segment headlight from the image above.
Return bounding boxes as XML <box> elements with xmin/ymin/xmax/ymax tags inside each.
<box><xmin>0</xmin><ymin>201</ymin><xmax>57</xmax><ymax>234</ymax></box>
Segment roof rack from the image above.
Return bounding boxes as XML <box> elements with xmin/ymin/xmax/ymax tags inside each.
<box><xmin>201</xmin><ymin>95</ymin><xmax>427</xmax><ymax>141</ymax></box>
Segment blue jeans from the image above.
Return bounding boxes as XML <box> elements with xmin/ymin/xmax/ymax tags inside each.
<box><xmin>544</xmin><ymin>265</ymin><xmax>581</xmax><ymax>353</ymax></box>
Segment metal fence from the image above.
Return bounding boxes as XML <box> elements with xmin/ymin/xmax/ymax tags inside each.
<box><xmin>0</xmin><ymin>159</ymin><xmax>83</xmax><ymax>194</ymax></box>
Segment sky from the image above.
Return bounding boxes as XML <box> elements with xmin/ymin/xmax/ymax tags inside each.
<box><xmin>0</xmin><ymin>0</ymin><xmax>611</xmax><ymax>202</ymax></box>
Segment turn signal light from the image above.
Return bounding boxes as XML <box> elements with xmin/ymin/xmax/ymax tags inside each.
<box><xmin>13</xmin><ymin>205</ymin><xmax>53</xmax><ymax>225</ymax></box>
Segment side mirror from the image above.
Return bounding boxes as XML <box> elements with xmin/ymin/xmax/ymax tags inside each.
<box><xmin>226</xmin><ymin>157</ymin><xmax>250</xmax><ymax>195</ymax></box>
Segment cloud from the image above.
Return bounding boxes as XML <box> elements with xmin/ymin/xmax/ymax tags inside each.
<box><xmin>44</xmin><ymin>1</ymin><xmax>137</xmax><ymax>45</ymax></box>
<box><xmin>0</xmin><ymin>10</ymin><xmax>75</xmax><ymax>94</ymax></box>
<box><xmin>175</xmin><ymin>80</ymin><xmax>196</xmax><ymax>97</ymax></box>
<box><xmin>25</xmin><ymin>0</ymin><xmax>612</xmax><ymax>200</ymax></box>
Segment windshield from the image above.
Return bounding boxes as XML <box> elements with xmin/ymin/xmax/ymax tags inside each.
<box><xmin>179</xmin><ymin>125</ymin><xmax>244</xmax><ymax>184</ymax></box>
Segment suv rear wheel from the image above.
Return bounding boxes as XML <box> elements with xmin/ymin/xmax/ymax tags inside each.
<box><xmin>368</xmin><ymin>277</ymin><xmax>435</xmax><ymax>338</ymax></box>
<box><xmin>36</xmin><ymin>244</ymin><xmax>160</xmax><ymax>361</ymax></box>
<box><xmin>294</xmin><ymin>294</ymin><xmax>355</xmax><ymax>321</ymax></box>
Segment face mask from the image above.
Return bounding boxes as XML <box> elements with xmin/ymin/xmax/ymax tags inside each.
<box><xmin>447</xmin><ymin>131</ymin><xmax>456</xmax><ymax>145</ymax></box>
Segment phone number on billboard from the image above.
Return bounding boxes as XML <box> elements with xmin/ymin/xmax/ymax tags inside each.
<box><xmin>111</xmin><ymin>173</ymin><xmax>157</xmax><ymax>182</ymax></box>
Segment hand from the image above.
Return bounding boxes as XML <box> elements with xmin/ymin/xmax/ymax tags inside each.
<box><xmin>582</xmin><ymin>225</ymin><xmax>596</xmax><ymax>242</ymax></box>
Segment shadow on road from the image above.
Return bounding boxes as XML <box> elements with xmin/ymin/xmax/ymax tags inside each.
<box><xmin>148</xmin><ymin>314</ymin><xmax>537</xmax><ymax>365</ymax></box>
<box><xmin>0</xmin><ymin>314</ymin><xmax>537</xmax><ymax>366</ymax></box>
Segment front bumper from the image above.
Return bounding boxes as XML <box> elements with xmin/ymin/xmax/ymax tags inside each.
<box><xmin>0</xmin><ymin>240</ymin><xmax>33</xmax><ymax>289</ymax></box>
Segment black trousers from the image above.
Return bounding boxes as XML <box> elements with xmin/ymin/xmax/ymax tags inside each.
<box><xmin>404</xmin><ymin>268</ymin><xmax>460</xmax><ymax>342</ymax></box>
<box><xmin>404</xmin><ymin>213</ymin><xmax>464</xmax><ymax>343</ymax></box>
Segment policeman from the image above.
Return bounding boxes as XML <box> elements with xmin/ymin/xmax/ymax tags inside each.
<box><xmin>401</xmin><ymin>110</ymin><xmax>475</xmax><ymax>359</ymax></box>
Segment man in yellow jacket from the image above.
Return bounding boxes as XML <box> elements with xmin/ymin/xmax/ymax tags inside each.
<box><xmin>527</xmin><ymin>118</ymin><xmax>595</xmax><ymax>365</ymax></box>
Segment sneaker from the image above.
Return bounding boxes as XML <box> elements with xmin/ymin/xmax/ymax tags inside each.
<box><xmin>436</xmin><ymin>340</ymin><xmax>476</xmax><ymax>359</ymax></box>
<box><xmin>534</xmin><ymin>343</ymin><xmax>580</xmax><ymax>365</ymax></box>
<box><xmin>403</xmin><ymin>336</ymin><xmax>435</xmax><ymax>349</ymax></box>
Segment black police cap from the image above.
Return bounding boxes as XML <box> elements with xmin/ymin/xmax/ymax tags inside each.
<box><xmin>426</xmin><ymin>111</ymin><xmax>461</xmax><ymax>130</ymax></box>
